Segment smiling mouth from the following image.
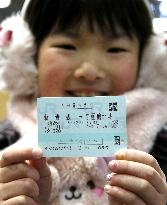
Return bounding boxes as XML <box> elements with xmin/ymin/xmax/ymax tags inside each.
<box><xmin>66</xmin><ymin>91</ymin><xmax>109</xmax><ymax>97</ymax></box>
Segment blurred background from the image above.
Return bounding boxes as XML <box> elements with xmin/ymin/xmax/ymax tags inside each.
<box><xmin>0</xmin><ymin>0</ymin><xmax>167</xmax><ymax>120</ymax></box>
<box><xmin>150</xmin><ymin>0</ymin><xmax>167</xmax><ymax>32</ymax></box>
<box><xmin>0</xmin><ymin>0</ymin><xmax>24</xmax><ymax>21</ymax></box>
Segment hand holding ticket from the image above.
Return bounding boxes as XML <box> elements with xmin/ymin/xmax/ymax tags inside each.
<box><xmin>37</xmin><ymin>96</ymin><xmax>127</xmax><ymax>157</ymax></box>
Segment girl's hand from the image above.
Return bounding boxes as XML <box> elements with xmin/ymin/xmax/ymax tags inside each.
<box><xmin>0</xmin><ymin>148</ymin><xmax>52</xmax><ymax>205</ymax></box>
<box><xmin>104</xmin><ymin>149</ymin><xmax>167</xmax><ymax>205</ymax></box>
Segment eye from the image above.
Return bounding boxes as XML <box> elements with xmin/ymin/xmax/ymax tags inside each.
<box><xmin>87</xmin><ymin>180</ymin><xmax>96</xmax><ymax>189</ymax></box>
<box><xmin>107</xmin><ymin>47</ymin><xmax>126</xmax><ymax>53</ymax></box>
<box><xmin>55</xmin><ymin>44</ymin><xmax>76</xmax><ymax>50</ymax></box>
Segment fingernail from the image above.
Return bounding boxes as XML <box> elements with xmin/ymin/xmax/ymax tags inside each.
<box><xmin>115</xmin><ymin>150</ymin><xmax>125</xmax><ymax>160</ymax></box>
<box><xmin>106</xmin><ymin>173</ymin><xmax>115</xmax><ymax>181</ymax></box>
<box><xmin>108</xmin><ymin>161</ymin><xmax>118</xmax><ymax>171</ymax></box>
<box><xmin>104</xmin><ymin>184</ymin><xmax>111</xmax><ymax>193</ymax></box>
<box><xmin>32</xmin><ymin>148</ymin><xmax>43</xmax><ymax>159</ymax></box>
<box><xmin>106</xmin><ymin>174</ymin><xmax>112</xmax><ymax>182</ymax></box>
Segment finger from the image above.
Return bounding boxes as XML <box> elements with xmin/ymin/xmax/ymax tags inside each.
<box><xmin>104</xmin><ymin>184</ymin><xmax>145</xmax><ymax>205</ymax></box>
<box><xmin>29</xmin><ymin>158</ymin><xmax>50</xmax><ymax>178</ymax></box>
<box><xmin>29</xmin><ymin>158</ymin><xmax>52</xmax><ymax>202</ymax></box>
<box><xmin>0</xmin><ymin>163</ymin><xmax>40</xmax><ymax>183</ymax></box>
<box><xmin>108</xmin><ymin>160</ymin><xmax>166</xmax><ymax>194</ymax></box>
<box><xmin>0</xmin><ymin>148</ymin><xmax>43</xmax><ymax>167</ymax></box>
<box><xmin>107</xmin><ymin>174</ymin><xmax>160</xmax><ymax>205</ymax></box>
<box><xmin>115</xmin><ymin>149</ymin><xmax>165</xmax><ymax>179</ymax></box>
<box><xmin>0</xmin><ymin>178</ymin><xmax>39</xmax><ymax>201</ymax></box>
<box><xmin>1</xmin><ymin>196</ymin><xmax>39</xmax><ymax>205</ymax></box>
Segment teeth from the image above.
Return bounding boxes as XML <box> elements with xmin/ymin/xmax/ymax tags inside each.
<box><xmin>72</xmin><ymin>91</ymin><xmax>102</xmax><ymax>97</ymax></box>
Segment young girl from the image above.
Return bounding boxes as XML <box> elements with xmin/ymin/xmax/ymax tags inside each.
<box><xmin>0</xmin><ymin>0</ymin><xmax>167</xmax><ymax>205</ymax></box>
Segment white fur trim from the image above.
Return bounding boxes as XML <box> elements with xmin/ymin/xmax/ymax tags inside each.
<box><xmin>137</xmin><ymin>33</ymin><xmax>167</xmax><ymax>91</ymax></box>
<box><xmin>126</xmin><ymin>88</ymin><xmax>167</xmax><ymax>152</ymax></box>
<box><xmin>0</xmin><ymin>14</ymin><xmax>37</xmax><ymax>96</ymax></box>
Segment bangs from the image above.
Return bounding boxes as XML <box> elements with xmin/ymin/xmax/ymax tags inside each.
<box><xmin>25</xmin><ymin>0</ymin><xmax>152</xmax><ymax>47</ymax></box>
<box><xmin>51</xmin><ymin>0</ymin><xmax>135</xmax><ymax>37</ymax></box>
<box><xmin>50</xmin><ymin>0</ymin><xmax>120</xmax><ymax>36</ymax></box>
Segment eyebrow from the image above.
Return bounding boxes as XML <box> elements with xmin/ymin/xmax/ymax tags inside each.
<box><xmin>51</xmin><ymin>28</ymin><xmax>132</xmax><ymax>41</ymax></box>
<box><xmin>104</xmin><ymin>30</ymin><xmax>130</xmax><ymax>40</ymax></box>
<box><xmin>51</xmin><ymin>29</ymin><xmax>80</xmax><ymax>39</ymax></box>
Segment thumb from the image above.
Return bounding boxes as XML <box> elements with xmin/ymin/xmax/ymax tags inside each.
<box><xmin>29</xmin><ymin>157</ymin><xmax>51</xmax><ymax>178</ymax></box>
<box><xmin>29</xmin><ymin>156</ymin><xmax>52</xmax><ymax>204</ymax></box>
<box><xmin>28</xmin><ymin>148</ymin><xmax>51</xmax><ymax>178</ymax></box>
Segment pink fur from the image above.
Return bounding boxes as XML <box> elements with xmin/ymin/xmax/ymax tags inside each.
<box><xmin>137</xmin><ymin>33</ymin><xmax>167</xmax><ymax>91</ymax></box>
<box><xmin>47</xmin><ymin>157</ymin><xmax>108</xmax><ymax>205</ymax></box>
<box><xmin>0</xmin><ymin>30</ymin><xmax>12</xmax><ymax>46</ymax></box>
<box><xmin>125</xmin><ymin>33</ymin><xmax>167</xmax><ymax>152</ymax></box>
<box><xmin>126</xmin><ymin>88</ymin><xmax>167</xmax><ymax>152</ymax></box>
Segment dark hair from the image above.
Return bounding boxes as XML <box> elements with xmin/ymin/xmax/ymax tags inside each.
<box><xmin>25</xmin><ymin>0</ymin><xmax>153</xmax><ymax>54</ymax></box>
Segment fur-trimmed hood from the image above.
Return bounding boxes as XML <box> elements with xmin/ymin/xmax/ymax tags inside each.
<box><xmin>0</xmin><ymin>14</ymin><xmax>37</xmax><ymax>97</ymax></box>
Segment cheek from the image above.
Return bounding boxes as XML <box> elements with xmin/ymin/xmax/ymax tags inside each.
<box><xmin>44</xmin><ymin>65</ymin><xmax>67</xmax><ymax>82</ymax></box>
<box><xmin>111</xmin><ymin>58</ymin><xmax>138</xmax><ymax>94</ymax></box>
<box><xmin>38</xmin><ymin>54</ymin><xmax>70</xmax><ymax>96</ymax></box>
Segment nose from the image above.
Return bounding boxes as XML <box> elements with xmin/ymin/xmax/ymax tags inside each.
<box><xmin>70</xmin><ymin>186</ymin><xmax>77</xmax><ymax>192</ymax></box>
<box><xmin>74</xmin><ymin>62</ymin><xmax>105</xmax><ymax>82</ymax></box>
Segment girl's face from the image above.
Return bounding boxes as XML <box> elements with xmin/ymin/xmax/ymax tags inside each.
<box><xmin>38</xmin><ymin>23</ymin><xmax>139</xmax><ymax>97</ymax></box>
